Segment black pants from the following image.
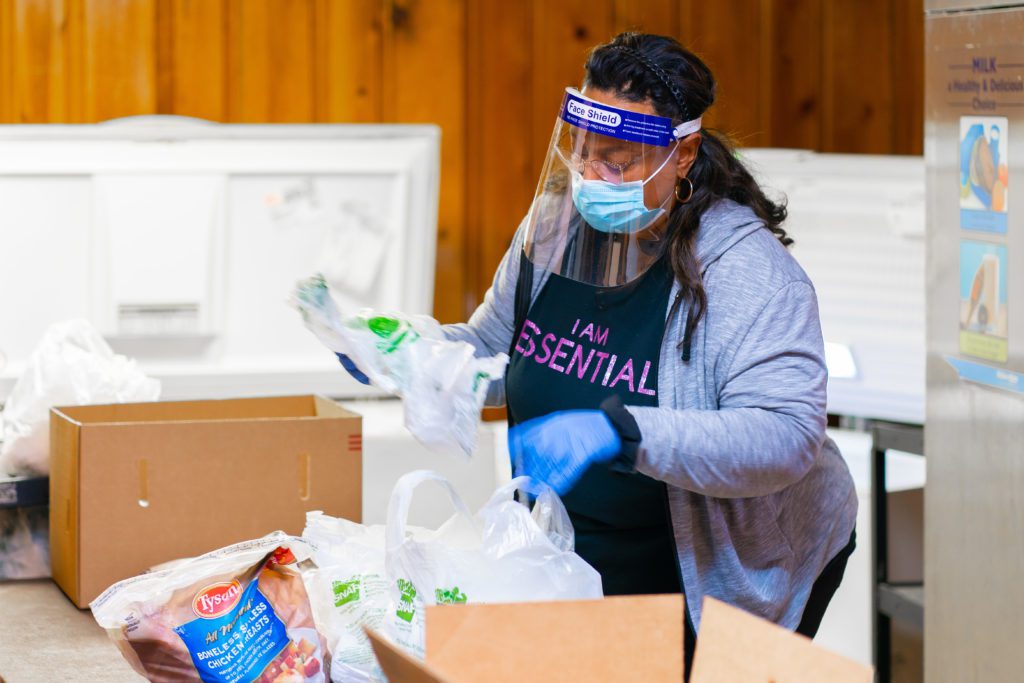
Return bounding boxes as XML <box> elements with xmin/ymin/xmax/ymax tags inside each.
<box><xmin>796</xmin><ymin>529</ymin><xmax>857</xmax><ymax>637</ymax></box>
<box><xmin>682</xmin><ymin>529</ymin><xmax>857</xmax><ymax>680</ymax></box>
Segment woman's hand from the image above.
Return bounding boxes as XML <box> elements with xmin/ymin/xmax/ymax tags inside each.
<box><xmin>336</xmin><ymin>352</ymin><xmax>370</xmax><ymax>385</ymax></box>
<box><xmin>507</xmin><ymin>410</ymin><xmax>622</xmax><ymax>495</ymax></box>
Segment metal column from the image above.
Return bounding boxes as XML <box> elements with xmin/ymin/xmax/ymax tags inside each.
<box><xmin>925</xmin><ymin>2</ymin><xmax>1024</xmax><ymax>681</ymax></box>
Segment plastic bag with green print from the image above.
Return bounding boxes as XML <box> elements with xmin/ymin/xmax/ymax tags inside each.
<box><xmin>303</xmin><ymin>471</ymin><xmax>602</xmax><ymax>679</ymax></box>
<box><xmin>302</xmin><ymin>511</ymin><xmax>394</xmax><ymax>683</ymax></box>
<box><xmin>291</xmin><ymin>275</ymin><xmax>508</xmax><ymax>458</ymax></box>
<box><xmin>382</xmin><ymin>471</ymin><xmax>603</xmax><ymax>660</ymax></box>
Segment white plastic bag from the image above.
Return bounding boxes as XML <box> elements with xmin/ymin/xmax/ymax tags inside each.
<box><xmin>0</xmin><ymin>320</ymin><xmax>161</xmax><ymax>476</ymax></box>
<box><xmin>303</xmin><ymin>472</ymin><xmax>601</xmax><ymax>681</ymax></box>
<box><xmin>291</xmin><ymin>275</ymin><xmax>507</xmax><ymax>458</ymax></box>
<box><xmin>0</xmin><ymin>506</ymin><xmax>49</xmax><ymax>580</ymax></box>
<box><xmin>383</xmin><ymin>471</ymin><xmax>602</xmax><ymax>659</ymax></box>
<box><xmin>303</xmin><ymin>513</ymin><xmax>392</xmax><ymax>683</ymax></box>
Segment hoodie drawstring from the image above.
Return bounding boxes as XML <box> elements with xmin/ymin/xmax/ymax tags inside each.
<box><xmin>681</xmin><ymin>304</ymin><xmax>694</xmax><ymax>363</ymax></box>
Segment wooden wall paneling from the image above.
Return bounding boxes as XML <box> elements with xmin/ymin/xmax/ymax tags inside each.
<box><xmin>821</xmin><ymin>0</ymin><xmax>893</xmax><ymax>154</ymax></box>
<box><xmin>382</xmin><ymin>0</ymin><xmax>467</xmax><ymax>323</ymax></box>
<box><xmin>8</xmin><ymin>0</ymin><xmax>73</xmax><ymax>123</ymax></box>
<box><xmin>0</xmin><ymin>0</ymin><xmax>931</xmax><ymax>322</ymax></box>
<box><xmin>764</xmin><ymin>0</ymin><xmax>823</xmax><ymax>150</ymax></box>
<box><xmin>531</xmin><ymin>0</ymin><xmax>614</xmax><ymax>195</ymax></box>
<box><xmin>225</xmin><ymin>0</ymin><xmax>316</xmax><ymax>123</ymax></box>
<box><xmin>612</xmin><ymin>0</ymin><xmax>678</xmax><ymax>37</ymax></box>
<box><xmin>314</xmin><ymin>0</ymin><xmax>382</xmax><ymax>123</ymax></box>
<box><xmin>891</xmin><ymin>0</ymin><xmax>924</xmax><ymax>155</ymax></box>
<box><xmin>679</xmin><ymin>0</ymin><xmax>769</xmax><ymax>147</ymax></box>
<box><xmin>159</xmin><ymin>0</ymin><xmax>227</xmax><ymax>120</ymax></box>
<box><xmin>63</xmin><ymin>0</ymin><xmax>85</xmax><ymax>121</ymax></box>
<box><xmin>156</xmin><ymin>0</ymin><xmax>173</xmax><ymax>113</ymax></box>
<box><xmin>269</xmin><ymin>0</ymin><xmax>315</xmax><ymax>123</ymax></box>
<box><xmin>0</xmin><ymin>1</ymin><xmax>16</xmax><ymax>121</ymax></box>
<box><xmin>81</xmin><ymin>0</ymin><xmax>157</xmax><ymax>122</ymax></box>
<box><xmin>465</xmin><ymin>0</ymin><xmax>534</xmax><ymax>309</ymax></box>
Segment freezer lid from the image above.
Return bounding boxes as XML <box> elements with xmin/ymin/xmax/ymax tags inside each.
<box><xmin>926</xmin><ymin>0</ymin><xmax>1024</xmax><ymax>13</ymax></box>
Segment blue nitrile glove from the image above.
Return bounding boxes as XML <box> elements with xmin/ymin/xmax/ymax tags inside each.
<box><xmin>508</xmin><ymin>410</ymin><xmax>622</xmax><ymax>495</ymax></box>
<box><xmin>336</xmin><ymin>352</ymin><xmax>370</xmax><ymax>385</ymax></box>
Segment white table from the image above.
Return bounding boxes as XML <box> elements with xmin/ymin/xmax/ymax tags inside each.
<box><xmin>0</xmin><ymin>580</ymin><xmax>143</xmax><ymax>682</ymax></box>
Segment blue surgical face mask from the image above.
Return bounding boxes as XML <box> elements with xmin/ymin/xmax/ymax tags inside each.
<box><xmin>569</xmin><ymin>149</ymin><xmax>676</xmax><ymax>234</ymax></box>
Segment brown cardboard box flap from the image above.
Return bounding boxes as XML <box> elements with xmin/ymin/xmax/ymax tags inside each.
<box><xmin>690</xmin><ymin>597</ymin><xmax>874</xmax><ymax>683</ymax></box>
<box><xmin>54</xmin><ymin>394</ymin><xmax>351</xmax><ymax>424</ymax></box>
<box><xmin>369</xmin><ymin>595</ymin><xmax>683</xmax><ymax>682</ymax></box>
<box><xmin>366</xmin><ymin>628</ymin><xmax>451</xmax><ymax>683</ymax></box>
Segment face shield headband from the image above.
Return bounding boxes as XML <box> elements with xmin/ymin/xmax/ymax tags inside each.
<box><xmin>559</xmin><ymin>89</ymin><xmax>702</xmax><ymax>234</ymax></box>
<box><xmin>560</xmin><ymin>88</ymin><xmax>702</xmax><ymax>148</ymax></box>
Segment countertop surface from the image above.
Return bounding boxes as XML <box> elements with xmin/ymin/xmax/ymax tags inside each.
<box><xmin>0</xmin><ymin>579</ymin><xmax>143</xmax><ymax>682</ymax></box>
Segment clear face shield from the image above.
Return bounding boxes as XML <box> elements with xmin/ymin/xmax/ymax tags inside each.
<box><xmin>524</xmin><ymin>88</ymin><xmax>702</xmax><ymax>287</ymax></box>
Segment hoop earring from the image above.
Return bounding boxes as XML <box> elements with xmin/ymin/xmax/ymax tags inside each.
<box><xmin>675</xmin><ymin>177</ymin><xmax>694</xmax><ymax>204</ymax></box>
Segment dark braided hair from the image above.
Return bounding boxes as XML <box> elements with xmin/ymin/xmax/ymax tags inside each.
<box><xmin>585</xmin><ymin>32</ymin><xmax>790</xmax><ymax>360</ymax></box>
<box><xmin>608</xmin><ymin>45</ymin><xmax>693</xmax><ymax>120</ymax></box>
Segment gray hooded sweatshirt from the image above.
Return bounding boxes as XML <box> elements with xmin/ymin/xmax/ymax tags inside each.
<box><xmin>443</xmin><ymin>198</ymin><xmax>858</xmax><ymax>631</ymax></box>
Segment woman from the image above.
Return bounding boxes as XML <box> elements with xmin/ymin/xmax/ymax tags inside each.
<box><xmin>345</xmin><ymin>31</ymin><xmax>857</xmax><ymax>673</ymax></box>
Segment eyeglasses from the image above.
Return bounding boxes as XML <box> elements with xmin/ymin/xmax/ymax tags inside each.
<box><xmin>566</xmin><ymin>153</ymin><xmax>641</xmax><ymax>185</ymax></box>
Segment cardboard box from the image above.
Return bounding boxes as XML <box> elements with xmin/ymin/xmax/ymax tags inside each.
<box><xmin>368</xmin><ymin>595</ymin><xmax>684</xmax><ymax>682</ymax></box>
<box><xmin>50</xmin><ymin>395</ymin><xmax>361</xmax><ymax>607</ymax></box>
<box><xmin>691</xmin><ymin>597</ymin><xmax>873</xmax><ymax>682</ymax></box>
<box><xmin>368</xmin><ymin>595</ymin><xmax>874</xmax><ymax>682</ymax></box>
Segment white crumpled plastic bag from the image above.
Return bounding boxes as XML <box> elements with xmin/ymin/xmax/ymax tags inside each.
<box><xmin>0</xmin><ymin>320</ymin><xmax>161</xmax><ymax>476</ymax></box>
<box><xmin>291</xmin><ymin>275</ymin><xmax>507</xmax><ymax>458</ymax></box>
<box><xmin>0</xmin><ymin>506</ymin><xmax>49</xmax><ymax>580</ymax></box>
<box><xmin>303</xmin><ymin>471</ymin><xmax>602</xmax><ymax>681</ymax></box>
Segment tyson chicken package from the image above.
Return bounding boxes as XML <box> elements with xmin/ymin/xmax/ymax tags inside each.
<box><xmin>91</xmin><ymin>533</ymin><xmax>329</xmax><ymax>683</ymax></box>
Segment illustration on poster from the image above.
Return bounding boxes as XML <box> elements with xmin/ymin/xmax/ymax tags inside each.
<box><xmin>959</xmin><ymin>240</ymin><xmax>1009</xmax><ymax>364</ymax></box>
<box><xmin>960</xmin><ymin>118</ymin><xmax>1009</xmax><ymax>213</ymax></box>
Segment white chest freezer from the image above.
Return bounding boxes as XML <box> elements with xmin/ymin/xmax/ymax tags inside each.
<box><xmin>0</xmin><ymin>116</ymin><xmax>440</xmax><ymax>401</ymax></box>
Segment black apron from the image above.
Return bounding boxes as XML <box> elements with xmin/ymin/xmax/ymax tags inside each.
<box><xmin>506</xmin><ymin>256</ymin><xmax>681</xmax><ymax>596</ymax></box>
